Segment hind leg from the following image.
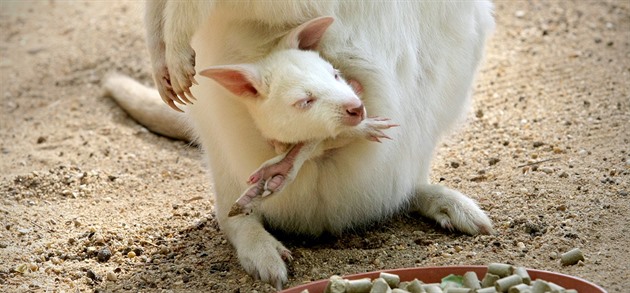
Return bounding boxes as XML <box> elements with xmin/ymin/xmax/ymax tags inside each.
<box><xmin>411</xmin><ymin>184</ymin><xmax>493</xmax><ymax>235</ymax></box>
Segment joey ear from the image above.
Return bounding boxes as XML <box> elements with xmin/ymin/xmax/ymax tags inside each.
<box><xmin>199</xmin><ymin>65</ymin><xmax>261</xmax><ymax>97</ymax></box>
<box><xmin>282</xmin><ymin>16</ymin><xmax>334</xmax><ymax>50</ymax></box>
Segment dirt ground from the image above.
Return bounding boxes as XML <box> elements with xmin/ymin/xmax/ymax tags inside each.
<box><xmin>0</xmin><ymin>0</ymin><xmax>628</xmax><ymax>292</ymax></box>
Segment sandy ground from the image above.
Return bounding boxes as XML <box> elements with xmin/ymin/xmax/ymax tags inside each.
<box><xmin>0</xmin><ymin>0</ymin><xmax>628</xmax><ymax>292</ymax></box>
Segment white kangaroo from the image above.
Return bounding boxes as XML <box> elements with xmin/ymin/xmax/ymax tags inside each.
<box><xmin>196</xmin><ymin>17</ymin><xmax>398</xmax><ymax>216</ymax></box>
<box><xmin>106</xmin><ymin>1</ymin><xmax>495</xmax><ymax>289</ymax></box>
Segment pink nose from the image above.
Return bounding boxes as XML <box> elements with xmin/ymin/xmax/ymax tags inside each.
<box><xmin>346</xmin><ymin>104</ymin><xmax>364</xmax><ymax>119</ymax></box>
<box><xmin>343</xmin><ymin>103</ymin><xmax>365</xmax><ymax>126</ymax></box>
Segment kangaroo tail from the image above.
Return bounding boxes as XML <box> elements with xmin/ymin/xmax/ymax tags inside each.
<box><xmin>103</xmin><ymin>73</ymin><xmax>191</xmax><ymax>141</ymax></box>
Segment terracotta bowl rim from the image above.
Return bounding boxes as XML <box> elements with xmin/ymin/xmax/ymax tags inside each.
<box><xmin>280</xmin><ymin>265</ymin><xmax>607</xmax><ymax>293</ymax></box>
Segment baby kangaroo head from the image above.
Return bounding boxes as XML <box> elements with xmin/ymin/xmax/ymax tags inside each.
<box><xmin>257</xmin><ymin>50</ymin><xmax>365</xmax><ymax>142</ymax></box>
<box><xmin>199</xmin><ymin>16</ymin><xmax>366</xmax><ymax>143</ymax></box>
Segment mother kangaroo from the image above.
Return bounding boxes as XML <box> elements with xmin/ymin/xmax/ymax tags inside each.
<box><xmin>109</xmin><ymin>1</ymin><xmax>495</xmax><ymax>289</ymax></box>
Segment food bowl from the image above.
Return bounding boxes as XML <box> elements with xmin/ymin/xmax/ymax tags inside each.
<box><xmin>280</xmin><ymin>265</ymin><xmax>606</xmax><ymax>293</ymax></box>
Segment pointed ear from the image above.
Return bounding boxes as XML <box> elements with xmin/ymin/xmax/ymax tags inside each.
<box><xmin>282</xmin><ymin>16</ymin><xmax>334</xmax><ymax>50</ymax></box>
<box><xmin>199</xmin><ymin>65</ymin><xmax>261</xmax><ymax>97</ymax></box>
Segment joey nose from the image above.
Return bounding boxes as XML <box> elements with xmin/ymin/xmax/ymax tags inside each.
<box><xmin>347</xmin><ymin>104</ymin><xmax>364</xmax><ymax>119</ymax></box>
<box><xmin>343</xmin><ymin>103</ymin><xmax>365</xmax><ymax>126</ymax></box>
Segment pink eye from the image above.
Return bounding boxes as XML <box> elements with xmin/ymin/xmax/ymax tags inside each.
<box><xmin>294</xmin><ymin>96</ymin><xmax>316</xmax><ymax>109</ymax></box>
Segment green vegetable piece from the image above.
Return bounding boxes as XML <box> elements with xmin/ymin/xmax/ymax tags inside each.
<box><xmin>440</xmin><ymin>274</ymin><xmax>464</xmax><ymax>289</ymax></box>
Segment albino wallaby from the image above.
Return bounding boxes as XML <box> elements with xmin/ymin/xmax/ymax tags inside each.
<box><xmin>106</xmin><ymin>1</ymin><xmax>495</xmax><ymax>289</ymax></box>
<box><xmin>195</xmin><ymin>17</ymin><xmax>398</xmax><ymax>216</ymax></box>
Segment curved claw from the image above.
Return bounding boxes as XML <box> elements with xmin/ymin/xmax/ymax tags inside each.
<box><xmin>183</xmin><ymin>88</ymin><xmax>196</xmax><ymax>102</ymax></box>
<box><xmin>165</xmin><ymin>84</ymin><xmax>186</xmax><ymax>106</ymax></box>
<box><xmin>177</xmin><ymin>91</ymin><xmax>192</xmax><ymax>104</ymax></box>
<box><xmin>166</xmin><ymin>99</ymin><xmax>184</xmax><ymax>112</ymax></box>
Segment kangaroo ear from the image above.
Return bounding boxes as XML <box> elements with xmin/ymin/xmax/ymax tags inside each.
<box><xmin>199</xmin><ymin>65</ymin><xmax>261</xmax><ymax>97</ymax></box>
<box><xmin>282</xmin><ymin>16</ymin><xmax>334</xmax><ymax>50</ymax></box>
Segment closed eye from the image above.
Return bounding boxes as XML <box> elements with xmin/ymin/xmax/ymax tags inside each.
<box><xmin>294</xmin><ymin>96</ymin><xmax>316</xmax><ymax>109</ymax></box>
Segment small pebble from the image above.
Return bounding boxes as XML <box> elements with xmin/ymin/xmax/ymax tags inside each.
<box><xmin>97</xmin><ymin>247</ymin><xmax>112</xmax><ymax>262</ymax></box>
<box><xmin>106</xmin><ymin>270</ymin><xmax>117</xmax><ymax>281</ymax></box>
<box><xmin>87</xmin><ymin>246</ymin><xmax>98</xmax><ymax>257</ymax></box>
<box><xmin>17</xmin><ymin>227</ymin><xmax>32</xmax><ymax>235</ymax></box>
<box><xmin>372</xmin><ymin>258</ymin><xmax>382</xmax><ymax>266</ymax></box>
<box><xmin>93</xmin><ymin>234</ymin><xmax>105</xmax><ymax>245</ymax></box>
<box><xmin>133</xmin><ymin>247</ymin><xmax>144</xmax><ymax>256</ymax></box>
<box><xmin>159</xmin><ymin>246</ymin><xmax>170</xmax><ymax>255</ymax></box>
<box><xmin>29</xmin><ymin>263</ymin><xmax>38</xmax><ymax>272</ymax></box>
<box><xmin>86</xmin><ymin>269</ymin><xmax>99</xmax><ymax>282</ymax></box>
<box><xmin>127</xmin><ymin>251</ymin><xmax>136</xmax><ymax>258</ymax></box>
<box><xmin>15</xmin><ymin>263</ymin><xmax>28</xmax><ymax>274</ymax></box>
<box><xmin>51</xmin><ymin>257</ymin><xmax>62</xmax><ymax>265</ymax></box>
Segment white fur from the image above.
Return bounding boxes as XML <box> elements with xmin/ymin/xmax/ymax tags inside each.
<box><xmin>197</xmin><ymin>19</ymin><xmax>397</xmax><ymax>216</ymax></box>
<box><xmin>133</xmin><ymin>0</ymin><xmax>496</xmax><ymax>289</ymax></box>
<box><xmin>201</xmin><ymin>49</ymin><xmax>363</xmax><ymax>143</ymax></box>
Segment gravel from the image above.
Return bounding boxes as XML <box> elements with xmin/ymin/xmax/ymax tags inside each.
<box><xmin>1</xmin><ymin>1</ymin><xmax>628</xmax><ymax>292</ymax></box>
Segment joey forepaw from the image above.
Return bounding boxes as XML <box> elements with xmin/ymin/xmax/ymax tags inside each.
<box><xmin>362</xmin><ymin>117</ymin><xmax>399</xmax><ymax>142</ymax></box>
<box><xmin>229</xmin><ymin>144</ymin><xmax>306</xmax><ymax>217</ymax></box>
